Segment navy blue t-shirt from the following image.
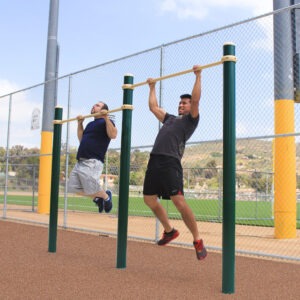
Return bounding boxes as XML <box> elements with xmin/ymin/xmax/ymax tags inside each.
<box><xmin>76</xmin><ymin>118</ymin><xmax>115</xmax><ymax>163</ymax></box>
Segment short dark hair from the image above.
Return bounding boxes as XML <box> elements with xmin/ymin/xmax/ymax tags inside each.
<box><xmin>100</xmin><ymin>102</ymin><xmax>109</xmax><ymax>111</ymax></box>
<box><xmin>180</xmin><ymin>94</ymin><xmax>192</xmax><ymax>100</ymax></box>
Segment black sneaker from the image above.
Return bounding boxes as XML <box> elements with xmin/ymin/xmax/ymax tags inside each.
<box><xmin>157</xmin><ymin>228</ymin><xmax>179</xmax><ymax>246</ymax></box>
<box><xmin>93</xmin><ymin>197</ymin><xmax>104</xmax><ymax>213</ymax></box>
<box><xmin>104</xmin><ymin>190</ymin><xmax>113</xmax><ymax>213</ymax></box>
<box><xmin>193</xmin><ymin>239</ymin><xmax>207</xmax><ymax>260</ymax></box>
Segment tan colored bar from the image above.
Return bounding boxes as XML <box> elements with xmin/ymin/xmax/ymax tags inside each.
<box><xmin>122</xmin><ymin>56</ymin><xmax>237</xmax><ymax>90</ymax></box>
<box><xmin>53</xmin><ymin>104</ymin><xmax>133</xmax><ymax>124</ymax></box>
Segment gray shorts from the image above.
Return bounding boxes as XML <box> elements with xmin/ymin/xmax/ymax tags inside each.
<box><xmin>68</xmin><ymin>159</ymin><xmax>104</xmax><ymax>195</ymax></box>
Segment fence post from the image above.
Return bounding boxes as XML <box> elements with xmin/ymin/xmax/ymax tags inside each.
<box><xmin>3</xmin><ymin>94</ymin><xmax>12</xmax><ymax>219</ymax></box>
<box><xmin>116</xmin><ymin>74</ymin><xmax>134</xmax><ymax>268</ymax></box>
<box><xmin>48</xmin><ymin>106</ymin><xmax>63</xmax><ymax>253</ymax></box>
<box><xmin>32</xmin><ymin>165</ymin><xmax>36</xmax><ymax>212</ymax></box>
<box><xmin>222</xmin><ymin>42</ymin><xmax>236</xmax><ymax>294</ymax></box>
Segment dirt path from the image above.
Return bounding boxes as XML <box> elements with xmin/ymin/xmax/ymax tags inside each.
<box><xmin>2</xmin><ymin>204</ymin><xmax>300</xmax><ymax>260</ymax></box>
<box><xmin>1</xmin><ymin>220</ymin><xmax>300</xmax><ymax>299</ymax></box>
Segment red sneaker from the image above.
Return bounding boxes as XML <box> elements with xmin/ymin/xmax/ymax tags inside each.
<box><xmin>157</xmin><ymin>229</ymin><xmax>179</xmax><ymax>246</ymax></box>
<box><xmin>193</xmin><ymin>239</ymin><xmax>207</xmax><ymax>260</ymax></box>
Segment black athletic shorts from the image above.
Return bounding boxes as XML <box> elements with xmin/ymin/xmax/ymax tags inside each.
<box><xmin>143</xmin><ymin>154</ymin><xmax>184</xmax><ymax>200</ymax></box>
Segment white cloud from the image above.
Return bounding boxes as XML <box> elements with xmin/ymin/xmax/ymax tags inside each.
<box><xmin>236</xmin><ymin>121</ymin><xmax>247</xmax><ymax>135</ymax></box>
<box><xmin>0</xmin><ymin>79</ymin><xmax>19</xmax><ymax>97</ymax></box>
<box><xmin>0</xmin><ymin>79</ymin><xmax>43</xmax><ymax>119</ymax></box>
<box><xmin>249</xmin><ymin>17</ymin><xmax>274</xmax><ymax>52</ymax></box>
<box><xmin>159</xmin><ymin>0</ymin><xmax>273</xmax><ymax>20</ymax></box>
<box><xmin>158</xmin><ymin>0</ymin><xmax>275</xmax><ymax>54</ymax></box>
<box><xmin>207</xmin><ymin>0</ymin><xmax>272</xmax><ymax>15</ymax></box>
<box><xmin>0</xmin><ymin>80</ymin><xmax>42</xmax><ymax>148</ymax></box>
<box><xmin>160</xmin><ymin>0</ymin><xmax>208</xmax><ymax>19</ymax></box>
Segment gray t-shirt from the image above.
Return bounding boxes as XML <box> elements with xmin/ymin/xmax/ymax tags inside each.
<box><xmin>151</xmin><ymin>113</ymin><xmax>199</xmax><ymax>161</ymax></box>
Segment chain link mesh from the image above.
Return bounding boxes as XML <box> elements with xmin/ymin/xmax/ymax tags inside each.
<box><xmin>1</xmin><ymin>5</ymin><xmax>300</xmax><ymax>261</ymax></box>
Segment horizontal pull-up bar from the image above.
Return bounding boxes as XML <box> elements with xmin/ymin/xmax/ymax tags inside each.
<box><xmin>53</xmin><ymin>104</ymin><xmax>134</xmax><ymax>125</ymax></box>
<box><xmin>122</xmin><ymin>55</ymin><xmax>237</xmax><ymax>89</ymax></box>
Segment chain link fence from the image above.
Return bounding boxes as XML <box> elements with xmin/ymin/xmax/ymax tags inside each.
<box><xmin>1</xmin><ymin>5</ymin><xmax>300</xmax><ymax>261</ymax></box>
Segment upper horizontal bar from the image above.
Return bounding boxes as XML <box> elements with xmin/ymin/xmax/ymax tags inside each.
<box><xmin>122</xmin><ymin>55</ymin><xmax>237</xmax><ymax>89</ymax></box>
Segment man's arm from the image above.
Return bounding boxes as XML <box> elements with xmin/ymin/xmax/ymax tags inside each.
<box><xmin>104</xmin><ymin>114</ymin><xmax>117</xmax><ymax>139</ymax></box>
<box><xmin>147</xmin><ymin>78</ymin><xmax>166</xmax><ymax>123</ymax></box>
<box><xmin>77</xmin><ymin>116</ymin><xmax>84</xmax><ymax>142</ymax></box>
<box><xmin>190</xmin><ymin>65</ymin><xmax>202</xmax><ymax>118</ymax></box>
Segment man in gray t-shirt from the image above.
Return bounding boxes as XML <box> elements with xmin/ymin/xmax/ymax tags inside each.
<box><xmin>143</xmin><ymin>65</ymin><xmax>207</xmax><ymax>261</ymax></box>
<box><xmin>151</xmin><ymin>112</ymin><xmax>199</xmax><ymax>160</ymax></box>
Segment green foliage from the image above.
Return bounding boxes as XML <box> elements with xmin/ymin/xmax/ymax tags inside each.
<box><xmin>129</xmin><ymin>171</ymin><xmax>144</xmax><ymax>185</ymax></box>
<box><xmin>211</xmin><ymin>152</ymin><xmax>222</xmax><ymax>158</ymax></box>
<box><xmin>0</xmin><ymin>139</ymin><xmax>296</xmax><ymax>194</ymax></box>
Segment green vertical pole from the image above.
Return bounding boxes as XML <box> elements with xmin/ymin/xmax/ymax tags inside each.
<box><xmin>116</xmin><ymin>74</ymin><xmax>134</xmax><ymax>268</ymax></box>
<box><xmin>222</xmin><ymin>43</ymin><xmax>236</xmax><ymax>294</ymax></box>
<box><xmin>48</xmin><ymin>106</ymin><xmax>63</xmax><ymax>253</ymax></box>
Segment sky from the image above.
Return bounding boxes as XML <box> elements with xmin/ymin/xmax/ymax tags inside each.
<box><xmin>0</xmin><ymin>0</ymin><xmax>276</xmax><ymax>149</ymax></box>
<box><xmin>0</xmin><ymin>0</ymin><xmax>273</xmax><ymax>93</ymax></box>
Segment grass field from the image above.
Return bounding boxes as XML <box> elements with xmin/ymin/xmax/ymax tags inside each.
<box><xmin>1</xmin><ymin>194</ymin><xmax>300</xmax><ymax>228</ymax></box>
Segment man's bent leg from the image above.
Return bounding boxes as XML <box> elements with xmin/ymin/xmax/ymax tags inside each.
<box><xmin>144</xmin><ymin>195</ymin><xmax>179</xmax><ymax>245</ymax></box>
<box><xmin>171</xmin><ymin>195</ymin><xmax>200</xmax><ymax>241</ymax></box>
<box><xmin>144</xmin><ymin>195</ymin><xmax>173</xmax><ymax>233</ymax></box>
<box><xmin>171</xmin><ymin>195</ymin><xmax>207</xmax><ymax>260</ymax></box>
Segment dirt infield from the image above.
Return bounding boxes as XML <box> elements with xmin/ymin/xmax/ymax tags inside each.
<box><xmin>1</xmin><ymin>219</ymin><xmax>300</xmax><ymax>299</ymax></box>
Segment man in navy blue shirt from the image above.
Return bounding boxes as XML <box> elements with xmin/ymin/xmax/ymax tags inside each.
<box><xmin>68</xmin><ymin>101</ymin><xmax>117</xmax><ymax>213</ymax></box>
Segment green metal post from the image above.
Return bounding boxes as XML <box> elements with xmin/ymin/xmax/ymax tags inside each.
<box><xmin>222</xmin><ymin>43</ymin><xmax>236</xmax><ymax>294</ymax></box>
<box><xmin>48</xmin><ymin>106</ymin><xmax>63</xmax><ymax>253</ymax></box>
<box><xmin>116</xmin><ymin>74</ymin><xmax>134</xmax><ymax>268</ymax></box>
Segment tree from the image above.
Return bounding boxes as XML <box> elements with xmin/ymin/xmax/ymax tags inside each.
<box><xmin>131</xmin><ymin>150</ymin><xmax>149</xmax><ymax>172</ymax></box>
<box><xmin>204</xmin><ymin>160</ymin><xmax>218</xmax><ymax>179</ymax></box>
<box><xmin>129</xmin><ymin>171</ymin><xmax>144</xmax><ymax>185</ymax></box>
